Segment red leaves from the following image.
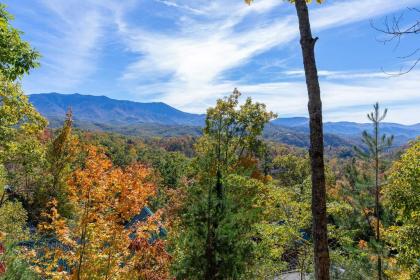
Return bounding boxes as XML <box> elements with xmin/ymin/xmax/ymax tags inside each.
<box><xmin>0</xmin><ymin>243</ymin><xmax>4</xmax><ymax>275</ymax></box>
<box><xmin>0</xmin><ymin>262</ymin><xmax>5</xmax><ymax>275</ymax></box>
<box><xmin>130</xmin><ymin>238</ymin><xmax>172</xmax><ymax>280</ymax></box>
<box><xmin>0</xmin><ymin>242</ymin><xmax>6</xmax><ymax>275</ymax></box>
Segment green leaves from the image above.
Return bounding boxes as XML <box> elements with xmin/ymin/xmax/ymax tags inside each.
<box><xmin>172</xmin><ymin>90</ymin><xmax>276</xmax><ymax>279</ymax></box>
<box><xmin>383</xmin><ymin>140</ymin><xmax>420</xmax><ymax>278</ymax></box>
<box><xmin>0</xmin><ymin>4</ymin><xmax>40</xmax><ymax>81</ymax></box>
<box><xmin>202</xmin><ymin>88</ymin><xmax>276</xmax><ymax>170</ymax></box>
<box><xmin>0</xmin><ymin>75</ymin><xmax>47</xmax><ymax>161</ymax></box>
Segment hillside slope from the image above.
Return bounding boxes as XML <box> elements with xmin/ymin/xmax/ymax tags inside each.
<box><xmin>272</xmin><ymin>117</ymin><xmax>419</xmax><ymax>146</ymax></box>
<box><xmin>29</xmin><ymin>93</ymin><xmax>205</xmax><ymax>126</ymax></box>
<box><xmin>29</xmin><ymin>93</ymin><xmax>419</xmax><ymax>147</ymax></box>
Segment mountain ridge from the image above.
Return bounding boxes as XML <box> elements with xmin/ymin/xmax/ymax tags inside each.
<box><xmin>28</xmin><ymin>93</ymin><xmax>419</xmax><ymax>147</ymax></box>
<box><xmin>29</xmin><ymin>92</ymin><xmax>206</xmax><ymax>126</ymax></box>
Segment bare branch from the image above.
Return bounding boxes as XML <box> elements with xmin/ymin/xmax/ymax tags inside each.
<box><xmin>372</xmin><ymin>7</ymin><xmax>420</xmax><ymax>75</ymax></box>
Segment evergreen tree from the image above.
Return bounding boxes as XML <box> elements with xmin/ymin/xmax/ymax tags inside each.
<box><xmin>171</xmin><ymin>90</ymin><xmax>275</xmax><ymax>279</ymax></box>
<box><xmin>354</xmin><ymin>103</ymin><xmax>393</xmax><ymax>280</ymax></box>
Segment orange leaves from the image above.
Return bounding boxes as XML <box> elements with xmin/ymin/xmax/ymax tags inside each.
<box><xmin>32</xmin><ymin>145</ymin><xmax>169</xmax><ymax>279</ymax></box>
<box><xmin>68</xmin><ymin>146</ymin><xmax>156</xmax><ymax>222</ymax></box>
<box><xmin>130</xmin><ymin>238</ymin><xmax>172</xmax><ymax>280</ymax></box>
<box><xmin>358</xmin><ymin>239</ymin><xmax>368</xmax><ymax>249</ymax></box>
<box><xmin>112</xmin><ymin>163</ymin><xmax>156</xmax><ymax>220</ymax></box>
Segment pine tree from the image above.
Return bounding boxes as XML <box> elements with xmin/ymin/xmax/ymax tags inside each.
<box><xmin>354</xmin><ymin>102</ymin><xmax>393</xmax><ymax>280</ymax></box>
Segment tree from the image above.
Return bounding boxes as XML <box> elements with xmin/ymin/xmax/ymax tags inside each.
<box><xmin>0</xmin><ymin>3</ymin><xmax>45</xmax><ymax>162</ymax></box>
<box><xmin>0</xmin><ymin>164</ymin><xmax>39</xmax><ymax>280</ymax></box>
<box><xmin>0</xmin><ymin>3</ymin><xmax>47</xmax><ymax>224</ymax></box>
<box><xmin>328</xmin><ymin>158</ymin><xmax>378</xmax><ymax>279</ymax></box>
<box><xmin>265</xmin><ymin>153</ymin><xmax>313</xmax><ymax>277</ymax></box>
<box><xmin>354</xmin><ymin>103</ymin><xmax>393</xmax><ymax>280</ymax></box>
<box><xmin>202</xmin><ymin>89</ymin><xmax>274</xmax><ymax>279</ymax></box>
<box><xmin>0</xmin><ymin>76</ymin><xmax>48</xmax><ymax>223</ymax></box>
<box><xmin>33</xmin><ymin>146</ymin><xmax>166</xmax><ymax>279</ymax></box>
<box><xmin>0</xmin><ymin>75</ymin><xmax>47</xmax><ymax>161</ymax></box>
<box><xmin>171</xmin><ymin>90</ymin><xmax>275</xmax><ymax>279</ymax></box>
<box><xmin>383</xmin><ymin>140</ymin><xmax>420</xmax><ymax>279</ymax></box>
<box><xmin>0</xmin><ymin>4</ymin><xmax>40</xmax><ymax>81</ymax></box>
<box><xmin>45</xmin><ymin>109</ymin><xmax>78</xmax><ymax>218</ymax></box>
<box><xmin>245</xmin><ymin>0</ymin><xmax>329</xmax><ymax>278</ymax></box>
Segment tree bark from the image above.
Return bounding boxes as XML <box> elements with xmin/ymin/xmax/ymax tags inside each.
<box><xmin>294</xmin><ymin>1</ymin><xmax>330</xmax><ymax>279</ymax></box>
<box><xmin>374</xmin><ymin>116</ymin><xmax>382</xmax><ymax>280</ymax></box>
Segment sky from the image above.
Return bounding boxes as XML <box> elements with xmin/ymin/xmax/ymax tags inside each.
<box><xmin>4</xmin><ymin>0</ymin><xmax>420</xmax><ymax>124</ymax></box>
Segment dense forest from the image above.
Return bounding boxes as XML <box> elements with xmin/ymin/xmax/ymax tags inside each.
<box><xmin>1</xmin><ymin>1</ymin><xmax>419</xmax><ymax>280</ymax></box>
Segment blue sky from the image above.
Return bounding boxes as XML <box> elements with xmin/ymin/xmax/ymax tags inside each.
<box><xmin>4</xmin><ymin>0</ymin><xmax>420</xmax><ymax>124</ymax></box>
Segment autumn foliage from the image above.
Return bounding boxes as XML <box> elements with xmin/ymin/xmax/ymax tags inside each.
<box><xmin>32</xmin><ymin>146</ymin><xmax>169</xmax><ymax>279</ymax></box>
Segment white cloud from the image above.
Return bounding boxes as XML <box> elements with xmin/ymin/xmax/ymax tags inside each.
<box><xmin>25</xmin><ymin>0</ymin><xmax>108</xmax><ymax>90</ymax></box>
<box><xmin>241</xmin><ymin>70</ymin><xmax>420</xmax><ymax>124</ymax></box>
<box><xmin>116</xmin><ymin>0</ymin><xmax>420</xmax><ymax>121</ymax></box>
<box><xmin>283</xmin><ymin>70</ymin><xmax>394</xmax><ymax>79</ymax></box>
<box><xmin>153</xmin><ymin>0</ymin><xmax>206</xmax><ymax>15</ymax></box>
<box><xmin>310</xmin><ymin>0</ymin><xmax>420</xmax><ymax>30</ymax></box>
<box><xmin>16</xmin><ymin>0</ymin><xmax>137</xmax><ymax>92</ymax></box>
<box><xmin>6</xmin><ymin>0</ymin><xmax>420</xmax><ymax>124</ymax></box>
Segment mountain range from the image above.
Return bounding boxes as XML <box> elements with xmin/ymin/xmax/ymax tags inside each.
<box><xmin>28</xmin><ymin>93</ymin><xmax>419</xmax><ymax>147</ymax></box>
<box><xmin>29</xmin><ymin>93</ymin><xmax>205</xmax><ymax>126</ymax></box>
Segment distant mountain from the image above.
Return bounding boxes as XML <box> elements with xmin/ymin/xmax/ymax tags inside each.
<box><xmin>29</xmin><ymin>93</ymin><xmax>419</xmax><ymax>147</ymax></box>
<box><xmin>29</xmin><ymin>93</ymin><xmax>205</xmax><ymax>126</ymax></box>
<box><xmin>272</xmin><ymin>117</ymin><xmax>420</xmax><ymax>146</ymax></box>
<box><xmin>263</xmin><ymin>123</ymin><xmax>356</xmax><ymax>148</ymax></box>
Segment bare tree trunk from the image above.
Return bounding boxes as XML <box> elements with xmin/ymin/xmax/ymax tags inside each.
<box><xmin>294</xmin><ymin>1</ymin><xmax>330</xmax><ymax>279</ymax></box>
<box><xmin>374</xmin><ymin>118</ymin><xmax>382</xmax><ymax>280</ymax></box>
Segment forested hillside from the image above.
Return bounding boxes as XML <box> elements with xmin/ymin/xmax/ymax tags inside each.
<box><xmin>29</xmin><ymin>93</ymin><xmax>206</xmax><ymax>126</ymax></box>
<box><xmin>1</xmin><ymin>2</ymin><xmax>419</xmax><ymax>280</ymax></box>
<box><xmin>29</xmin><ymin>93</ymin><xmax>419</xmax><ymax>149</ymax></box>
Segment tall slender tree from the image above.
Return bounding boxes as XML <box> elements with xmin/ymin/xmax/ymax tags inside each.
<box><xmin>172</xmin><ymin>90</ymin><xmax>275</xmax><ymax>279</ymax></box>
<box><xmin>45</xmin><ymin>109</ymin><xmax>78</xmax><ymax>217</ymax></box>
<box><xmin>245</xmin><ymin>0</ymin><xmax>330</xmax><ymax>278</ymax></box>
<box><xmin>355</xmin><ymin>102</ymin><xmax>393</xmax><ymax>280</ymax></box>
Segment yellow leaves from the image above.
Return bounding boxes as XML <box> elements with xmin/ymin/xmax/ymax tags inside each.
<box><xmin>68</xmin><ymin>146</ymin><xmax>156</xmax><ymax>222</ymax></box>
<box><xmin>32</xmin><ymin>145</ymin><xmax>165</xmax><ymax>279</ymax></box>
<box><xmin>0</xmin><ymin>74</ymin><xmax>47</xmax><ymax>152</ymax></box>
<box><xmin>0</xmin><ymin>200</ymin><xmax>29</xmax><ymax>244</ymax></box>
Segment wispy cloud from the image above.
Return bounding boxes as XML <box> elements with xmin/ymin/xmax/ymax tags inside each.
<box><xmin>5</xmin><ymin>0</ymin><xmax>420</xmax><ymax>123</ymax></box>
<box><xmin>153</xmin><ymin>0</ymin><xmax>206</xmax><ymax>15</ymax></box>
<box><xmin>282</xmin><ymin>70</ymin><xmax>394</xmax><ymax>80</ymax></box>
<box><xmin>24</xmin><ymin>0</ymin><xmax>108</xmax><ymax>90</ymax></box>
<box><xmin>115</xmin><ymin>0</ymin><xmax>420</xmax><ymax>118</ymax></box>
<box><xmin>241</xmin><ymin>70</ymin><xmax>420</xmax><ymax>124</ymax></box>
<box><xmin>14</xmin><ymin>0</ymin><xmax>136</xmax><ymax>92</ymax></box>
